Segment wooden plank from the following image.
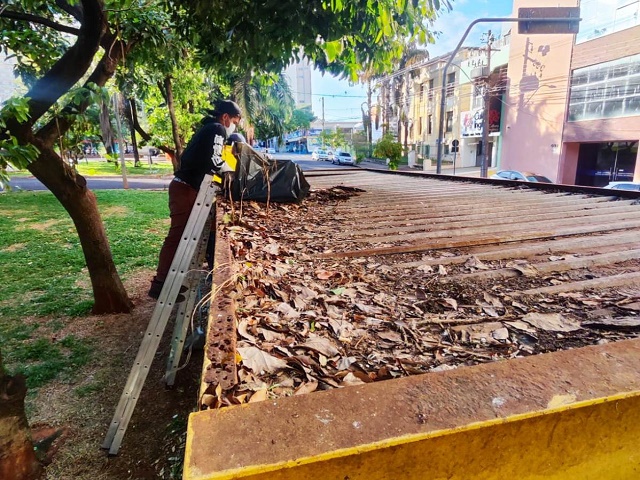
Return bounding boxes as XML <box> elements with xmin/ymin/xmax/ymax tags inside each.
<box><xmin>520</xmin><ymin>271</ymin><xmax>640</xmax><ymax>295</ymax></box>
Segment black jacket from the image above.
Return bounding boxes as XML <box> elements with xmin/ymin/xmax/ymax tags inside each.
<box><xmin>174</xmin><ymin>117</ymin><xmax>226</xmax><ymax>189</ymax></box>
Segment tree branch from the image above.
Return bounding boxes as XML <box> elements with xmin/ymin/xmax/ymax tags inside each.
<box><xmin>0</xmin><ymin>9</ymin><xmax>80</xmax><ymax>36</ymax></box>
<box><xmin>18</xmin><ymin>0</ymin><xmax>105</xmax><ymax>128</ymax></box>
<box><xmin>132</xmin><ymin>117</ymin><xmax>175</xmax><ymax>159</ymax></box>
<box><xmin>55</xmin><ymin>0</ymin><xmax>85</xmax><ymax>23</ymax></box>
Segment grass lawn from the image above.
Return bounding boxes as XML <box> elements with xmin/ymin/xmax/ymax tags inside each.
<box><xmin>0</xmin><ymin>189</ymin><xmax>169</xmax><ymax>388</ymax></box>
<box><xmin>8</xmin><ymin>157</ymin><xmax>175</xmax><ymax>177</ymax></box>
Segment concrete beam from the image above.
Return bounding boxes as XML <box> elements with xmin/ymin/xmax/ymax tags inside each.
<box><xmin>184</xmin><ymin>338</ymin><xmax>640</xmax><ymax>480</ymax></box>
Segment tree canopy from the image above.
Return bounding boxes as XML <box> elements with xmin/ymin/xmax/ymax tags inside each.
<box><xmin>0</xmin><ymin>0</ymin><xmax>441</xmax><ymax>313</ymax></box>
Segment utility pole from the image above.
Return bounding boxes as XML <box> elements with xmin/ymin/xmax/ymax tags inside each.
<box><xmin>480</xmin><ymin>30</ymin><xmax>495</xmax><ymax>178</ymax></box>
<box><xmin>321</xmin><ymin>97</ymin><xmax>325</xmax><ymax>147</ymax></box>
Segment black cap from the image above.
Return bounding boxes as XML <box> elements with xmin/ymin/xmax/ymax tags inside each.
<box><xmin>209</xmin><ymin>100</ymin><xmax>242</xmax><ymax>119</ymax></box>
<box><xmin>227</xmin><ymin>132</ymin><xmax>246</xmax><ymax>143</ymax></box>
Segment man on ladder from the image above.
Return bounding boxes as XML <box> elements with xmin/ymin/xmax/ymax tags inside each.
<box><xmin>103</xmin><ymin>100</ymin><xmax>243</xmax><ymax>456</ymax></box>
<box><xmin>148</xmin><ymin>99</ymin><xmax>243</xmax><ymax>300</ymax></box>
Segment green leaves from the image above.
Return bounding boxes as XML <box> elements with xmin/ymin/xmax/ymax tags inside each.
<box><xmin>0</xmin><ymin>97</ymin><xmax>40</xmax><ymax>185</ymax></box>
<box><xmin>324</xmin><ymin>39</ymin><xmax>344</xmax><ymax>63</ymax></box>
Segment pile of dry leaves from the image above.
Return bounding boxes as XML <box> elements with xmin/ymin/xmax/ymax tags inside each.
<box><xmin>204</xmin><ymin>188</ymin><xmax>640</xmax><ymax>406</ymax></box>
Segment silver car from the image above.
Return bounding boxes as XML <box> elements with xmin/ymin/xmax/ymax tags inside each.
<box><xmin>333</xmin><ymin>152</ymin><xmax>355</xmax><ymax>165</ymax></box>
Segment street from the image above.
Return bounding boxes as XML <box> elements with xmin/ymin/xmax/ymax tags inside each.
<box><xmin>1</xmin><ymin>154</ymin><xmax>354</xmax><ymax>192</ymax></box>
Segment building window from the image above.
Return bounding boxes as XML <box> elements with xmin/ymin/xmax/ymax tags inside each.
<box><xmin>445</xmin><ymin>111</ymin><xmax>453</xmax><ymax>132</ymax></box>
<box><xmin>420</xmin><ymin>84</ymin><xmax>425</xmax><ymax>101</ymax></box>
<box><xmin>418</xmin><ymin>117</ymin><xmax>423</xmax><ymax>136</ymax></box>
<box><xmin>568</xmin><ymin>53</ymin><xmax>640</xmax><ymax>122</ymax></box>
<box><xmin>446</xmin><ymin>72</ymin><xmax>456</xmax><ymax>97</ymax></box>
<box><xmin>427</xmin><ymin>114</ymin><xmax>433</xmax><ymax>134</ymax></box>
<box><xmin>577</xmin><ymin>0</ymin><xmax>640</xmax><ymax>43</ymax></box>
<box><xmin>472</xmin><ymin>81</ymin><xmax>484</xmax><ymax>110</ymax></box>
<box><xmin>428</xmin><ymin>79</ymin><xmax>434</xmax><ymax>101</ymax></box>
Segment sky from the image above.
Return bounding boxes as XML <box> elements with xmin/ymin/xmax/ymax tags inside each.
<box><xmin>310</xmin><ymin>0</ymin><xmax>515</xmax><ymax>122</ymax></box>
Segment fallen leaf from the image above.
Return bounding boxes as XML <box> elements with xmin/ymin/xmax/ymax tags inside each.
<box><xmin>506</xmin><ymin>261</ymin><xmax>538</xmax><ymax>277</ymax></box>
<box><xmin>417</xmin><ymin>264</ymin><xmax>433</xmax><ymax>273</ymax></box>
<box><xmin>238</xmin><ymin>319</ymin><xmax>257</xmax><ymax>343</ymax></box>
<box><xmin>377</xmin><ymin>331</ymin><xmax>403</xmax><ymax>343</ymax></box>
<box><xmin>248</xmin><ymin>389</ymin><xmax>268</xmax><ymax>403</ymax></box>
<box><xmin>336</xmin><ymin>356</ymin><xmax>356</xmax><ymax>370</ymax></box>
<box><xmin>522</xmin><ymin>313</ymin><xmax>581</xmax><ymax>332</ymax></box>
<box><xmin>441</xmin><ymin>298</ymin><xmax>457</xmax><ymax>310</ymax></box>
<box><xmin>465</xmin><ymin>256</ymin><xmax>489</xmax><ymax>270</ymax></box>
<box><xmin>302</xmin><ymin>336</ymin><xmax>341</xmax><ymax>357</ymax></box>
<box><xmin>294</xmin><ymin>381</ymin><xmax>318</xmax><ymax>395</ymax></box>
<box><xmin>451</xmin><ymin>322</ymin><xmax>507</xmax><ymax>344</ymax></box>
<box><xmin>316</xmin><ymin>269</ymin><xmax>336</xmax><ymax>280</ymax></box>
<box><xmin>276</xmin><ymin>302</ymin><xmax>300</xmax><ymax>319</ymax></box>
<box><xmin>582</xmin><ymin>316</ymin><xmax>640</xmax><ymax>330</ymax></box>
<box><xmin>355</xmin><ymin>303</ymin><xmax>384</xmax><ymax>315</ymax></box>
<box><xmin>238</xmin><ymin>347</ymin><xmax>288</xmax><ymax>374</ymax></box>
<box><xmin>264</xmin><ymin>242</ymin><xmax>280</xmax><ymax>256</ymax></box>
<box><xmin>438</xmin><ymin>265</ymin><xmax>448</xmax><ymax>275</ymax></box>
<box><xmin>341</xmin><ymin>372</ymin><xmax>366</xmax><ymax>386</ymax></box>
<box><xmin>504</xmin><ymin>321</ymin><xmax>537</xmax><ymax>334</ymax></box>
<box><xmin>258</xmin><ymin>328</ymin><xmax>284</xmax><ymax>342</ymax></box>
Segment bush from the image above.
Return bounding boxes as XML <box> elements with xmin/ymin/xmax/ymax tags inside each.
<box><xmin>373</xmin><ymin>133</ymin><xmax>402</xmax><ymax>170</ymax></box>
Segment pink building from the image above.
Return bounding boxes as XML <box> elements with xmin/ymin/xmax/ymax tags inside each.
<box><xmin>502</xmin><ymin>0</ymin><xmax>640</xmax><ymax>186</ymax></box>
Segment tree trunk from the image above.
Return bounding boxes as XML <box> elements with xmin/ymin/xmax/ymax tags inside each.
<box><xmin>27</xmin><ymin>145</ymin><xmax>133</xmax><ymax>314</ymax></box>
<box><xmin>0</xmin><ymin>351</ymin><xmax>42</xmax><ymax>480</ymax></box>
<box><xmin>367</xmin><ymin>81</ymin><xmax>373</xmax><ymax>157</ymax></box>
<box><xmin>5</xmin><ymin>1</ymin><xmax>135</xmax><ymax>314</ymax></box>
<box><xmin>124</xmin><ymin>98</ymin><xmax>140</xmax><ymax>167</ymax></box>
<box><xmin>162</xmin><ymin>76</ymin><xmax>182</xmax><ymax>170</ymax></box>
<box><xmin>99</xmin><ymin>100</ymin><xmax>116</xmax><ymax>157</ymax></box>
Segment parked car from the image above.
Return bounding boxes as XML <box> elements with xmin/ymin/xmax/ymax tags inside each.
<box><xmin>312</xmin><ymin>149</ymin><xmax>332</xmax><ymax>161</ymax></box>
<box><xmin>333</xmin><ymin>151</ymin><xmax>355</xmax><ymax>166</ymax></box>
<box><xmin>490</xmin><ymin>170</ymin><xmax>553</xmax><ymax>183</ymax></box>
<box><xmin>604</xmin><ymin>181</ymin><xmax>640</xmax><ymax>191</ymax></box>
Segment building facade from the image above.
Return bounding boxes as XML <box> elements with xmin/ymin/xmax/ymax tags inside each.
<box><xmin>400</xmin><ymin>40</ymin><xmax>510</xmax><ymax>171</ymax></box>
<box><xmin>284</xmin><ymin>59</ymin><xmax>312</xmax><ymax>108</ymax></box>
<box><xmin>502</xmin><ymin>0</ymin><xmax>640</xmax><ymax>185</ymax></box>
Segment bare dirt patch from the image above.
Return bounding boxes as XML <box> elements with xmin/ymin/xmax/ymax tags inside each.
<box><xmin>28</xmin><ymin>270</ymin><xmax>203</xmax><ymax>479</ymax></box>
<box><xmin>1</xmin><ymin>242</ymin><xmax>27</xmax><ymax>253</ymax></box>
<box><xmin>17</xmin><ymin>219</ymin><xmax>64</xmax><ymax>232</ymax></box>
<box><xmin>101</xmin><ymin>206</ymin><xmax>129</xmax><ymax>218</ymax></box>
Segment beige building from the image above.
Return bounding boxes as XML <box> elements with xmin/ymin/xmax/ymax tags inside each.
<box><xmin>284</xmin><ymin>58</ymin><xmax>312</xmax><ymax>108</ymax></box>
<box><xmin>405</xmin><ymin>49</ymin><xmax>478</xmax><ymax>167</ymax></box>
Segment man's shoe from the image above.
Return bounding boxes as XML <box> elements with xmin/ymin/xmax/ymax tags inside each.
<box><xmin>148</xmin><ymin>279</ymin><xmax>164</xmax><ymax>299</ymax></box>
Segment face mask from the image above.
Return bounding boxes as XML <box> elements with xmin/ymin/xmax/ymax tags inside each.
<box><xmin>225</xmin><ymin>121</ymin><xmax>236</xmax><ymax>137</ymax></box>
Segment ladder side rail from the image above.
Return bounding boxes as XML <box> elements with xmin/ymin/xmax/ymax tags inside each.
<box><xmin>103</xmin><ymin>176</ymin><xmax>217</xmax><ymax>453</ymax></box>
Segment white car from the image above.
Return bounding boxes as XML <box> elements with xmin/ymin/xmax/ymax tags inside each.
<box><xmin>332</xmin><ymin>152</ymin><xmax>355</xmax><ymax>165</ymax></box>
<box><xmin>604</xmin><ymin>181</ymin><xmax>640</xmax><ymax>191</ymax></box>
<box><xmin>312</xmin><ymin>149</ymin><xmax>332</xmax><ymax>161</ymax></box>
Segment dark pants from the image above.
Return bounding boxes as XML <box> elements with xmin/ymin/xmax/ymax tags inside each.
<box><xmin>154</xmin><ymin>180</ymin><xmax>198</xmax><ymax>282</ymax></box>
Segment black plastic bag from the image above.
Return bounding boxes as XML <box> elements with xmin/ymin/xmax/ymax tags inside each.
<box><xmin>229</xmin><ymin>144</ymin><xmax>310</xmax><ymax>203</ymax></box>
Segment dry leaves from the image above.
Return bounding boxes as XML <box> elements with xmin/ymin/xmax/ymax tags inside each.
<box><xmin>202</xmin><ymin>194</ymin><xmax>640</xmax><ymax>407</ymax></box>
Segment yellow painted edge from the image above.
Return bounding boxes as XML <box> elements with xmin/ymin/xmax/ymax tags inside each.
<box><xmin>184</xmin><ymin>389</ymin><xmax>640</xmax><ymax>480</ymax></box>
